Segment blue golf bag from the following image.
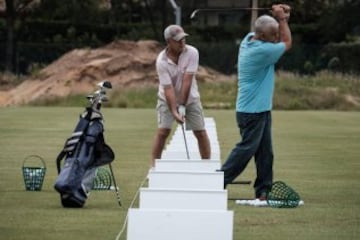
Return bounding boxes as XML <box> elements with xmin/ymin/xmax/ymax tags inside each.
<box><xmin>54</xmin><ymin>81</ymin><xmax>115</xmax><ymax>208</ymax></box>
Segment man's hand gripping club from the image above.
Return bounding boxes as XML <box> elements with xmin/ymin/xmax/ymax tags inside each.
<box><xmin>177</xmin><ymin>104</ymin><xmax>186</xmax><ymax>124</ymax></box>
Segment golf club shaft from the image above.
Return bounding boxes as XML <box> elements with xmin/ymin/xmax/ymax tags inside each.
<box><xmin>109</xmin><ymin>163</ymin><xmax>122</xmax><ymax>207</ymax></box>
<box><xmin>190</xmin><ymin>7</ymin><xmax>271</xmax><ymax>19</ymax></box>
<box><xmin>181</xmin><ymin>123</ymin><xmax>190</xmax><ymax>160</ymax></box>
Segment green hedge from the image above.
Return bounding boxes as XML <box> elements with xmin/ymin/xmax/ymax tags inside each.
<box><xmin>322</xmin><ymin>42</ymin><xmax>360</xmax><ymax>73</ymax></box>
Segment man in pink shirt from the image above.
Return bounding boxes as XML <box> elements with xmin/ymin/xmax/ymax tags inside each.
<box><xmin>150</xmin><ymin>25</ymin><xmax>211</xmax><ymax>167</ymax></box>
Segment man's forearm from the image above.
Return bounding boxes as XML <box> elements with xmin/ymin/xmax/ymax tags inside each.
<box><xmin>279</xmin><ymin>19</ymin><xmax>292</xmax><ymax>50</ymax></box>
<box><xmin>164</xmin><ymin>86</ymin><xmax>178</xmax><ymax>114</ymax></box>
<box><xmin>180</xmin><ymin>73</ymin><xmax>193</xmax><ymax>105</ymax></box>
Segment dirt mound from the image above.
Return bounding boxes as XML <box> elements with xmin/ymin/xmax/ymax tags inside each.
<box><xmin>0</xmin><ymin>40</ymin><xmax>232</xmax><ymax>106</ymax></box>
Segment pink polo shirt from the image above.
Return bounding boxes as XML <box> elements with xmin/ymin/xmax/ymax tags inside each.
<box><xmin>156</xmin><ymin>44</ymin><xmax>200</xmax><ymax>105</ymax></box>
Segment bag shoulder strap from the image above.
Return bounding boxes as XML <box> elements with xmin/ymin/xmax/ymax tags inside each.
<box><xmin>56</xmin><ymin>151</ymin><xmax>67</xmax><ymax>174</ymax></box>
<box><xmin>56</xmin><ymin>108</ymin><xmax>93</xmax><ymax>173</ymax></box>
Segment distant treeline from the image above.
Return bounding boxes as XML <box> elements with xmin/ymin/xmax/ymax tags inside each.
<box><xmin>0</xmin><ymin>0</ymin><xmax>359</xmax><ymax>75</ymax></box>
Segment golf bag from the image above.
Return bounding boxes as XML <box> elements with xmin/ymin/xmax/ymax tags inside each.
<box><xmin>54</xmin><ymin>81</ymin><xmax>115</xmax><ymax>208</ymax></box>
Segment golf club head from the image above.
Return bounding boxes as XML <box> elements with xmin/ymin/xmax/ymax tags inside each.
<box><xmin>87</xmin><ymin>81</ymin><xmax>112</xmax><ymax>109</ymax></box>
<box><xmin>94</xmin><ymin>90</ymin><xmax>106</xmax><ymax>96</ymax></box>
<box><xmin>97</xmin><ymin>81</ymin><xmax>112</xmax><ymax>90</ymax></box>
<box><xmin>86</xmin><ymin>94</ymin><xmax>94</xmax><ymax>104</ymax></box>
<box><xmin>190</xmin><ymin>9</ymin><xmax>199</xmax><ymax>19</ymax></box>
<box><xmin>100</xmin><ymin>95</ymin><xmax>109</xmax><ymax>102</ymax></box>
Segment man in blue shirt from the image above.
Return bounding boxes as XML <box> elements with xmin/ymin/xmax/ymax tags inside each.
<box><xmin>220</xmin><ymin>4</ymin><xmax>292</xmax><ymax>200</ymax></box>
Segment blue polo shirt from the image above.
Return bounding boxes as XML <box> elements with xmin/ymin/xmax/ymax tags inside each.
<box><xmin>236</xmin><ymin>32</ymin><xmax>286</xmax><ymax>113</ymax></box>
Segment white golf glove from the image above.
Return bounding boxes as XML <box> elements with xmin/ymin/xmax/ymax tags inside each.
<box><xmin>178</xmin><ymin>105</ymin><xmax>186</xmax><ymax>118</ymax></box>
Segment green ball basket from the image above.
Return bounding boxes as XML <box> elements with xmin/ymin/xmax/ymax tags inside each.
<box><xmin>22</xmin><ymin>155</ymin><xmax>46</xmax><ymax>191</ymax></box>
<box><xmin>267</xmin><ymin>181</ymin><xmax>301</xmax><ymax>208</ymax></box>
<box><xmin>92</xmin><ymin>167</ymin><xmax>112</xmax><ymax>190</ymax></box>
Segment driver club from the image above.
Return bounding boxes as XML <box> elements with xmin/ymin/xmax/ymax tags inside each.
<box><xmin>190</xmin><ymin>7</ymin><xmax>271</xmax><ymax>19</ymax></box>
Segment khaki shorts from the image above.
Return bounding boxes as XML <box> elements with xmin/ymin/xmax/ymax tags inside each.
<box><xmin>156</xmin><ymin>99</ymin><xmax>206</xmax><ymax>131</ymax></box>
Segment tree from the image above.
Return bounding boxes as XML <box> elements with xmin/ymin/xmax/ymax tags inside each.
<box><xmin>319</xmin><ymin>0</ymin><xmax>360</xmax><ymax>43</ymax></box>
<box><xmin>4</xmin><ymin>0</ymin><xmax>38</xmax><ymax>72</ymax></box>
<box><xmin>35</xmin><ymin>0</ymin><xmax>102</xmax><ymax>23</ymax></box>
<box><xmin>4</xmin><ymin>0</ymin><xmax>16</xmax><ymax>72</ymax></box>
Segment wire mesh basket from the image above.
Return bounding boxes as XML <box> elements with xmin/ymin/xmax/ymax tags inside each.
<box><xmin>267</xmin><ymin>181</ymin><xmax>301</xmax><ymax>208</ymax></box>
<box><xmin>92</xmin><ymin>167</ymin><xmax>112</xmax><ymax>190</ymax></box>
<box><xmin>22</xmin><ymin>155</ymin><xmax>46</xmax><ymax>191</ymax></box>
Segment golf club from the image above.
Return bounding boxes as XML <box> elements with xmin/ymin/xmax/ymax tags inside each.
<box><xmin>181</xmin><ymin>123</ymin><xmax>190</xmax><ymax>160</ymax></box>
<box><xmin>109</xmin><ymin>163</ymin><xmax>122</xmax><ymax>207</ymax></box>
<box><xmin>190</xmin><ymin>7</ymin><xmax>271</xmax><ymax>19</ymax></box>
<box><xmin>89</xmin><ymin>80</ymin><xmax>112</xmax><ymax>110</ymax></box>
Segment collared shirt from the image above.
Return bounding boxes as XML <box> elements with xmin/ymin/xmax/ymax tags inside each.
<box><xmin>156</xmin><ymin>44</ymin><xmax>200</xmax><ymax>105</ymax></box>
<box><xmin>236</xmin><ymin>32</ymin><xmax>286</xmax><ymax>113</ymax></box>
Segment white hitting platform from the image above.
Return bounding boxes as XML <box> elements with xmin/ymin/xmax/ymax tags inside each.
<box><xmin>127</xmin><ymin>209</ymin><xmax>233</xmax><ymax>240</ymax></box>
<box><xmin>161</xmin><ymin>150</ymin><xmax>221</xmax><ymax>159</ymax></box>
<box><xmin>154</xmin><ymin>159</ymin><xmax>221</xmax><ymax>172</ymax></box>
<box><xmin>148</xmin><ymin>169</ymin><xmax>224</xmax><ymax>189</ymax></box>
<box><xmin>139</xmin><ymin>188</ymin><xmax>228</xmax><ymax>210</ymax></box>
<box><xmin>126</xmin><ymin>118</ymin><xmax>233</xmax><ymax>240</ymax></box>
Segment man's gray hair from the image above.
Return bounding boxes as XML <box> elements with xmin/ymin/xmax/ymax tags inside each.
<box><xmin>254</xmin><ymin>15</ymin><xmax>279</xmax><ymax>33</ymax></box>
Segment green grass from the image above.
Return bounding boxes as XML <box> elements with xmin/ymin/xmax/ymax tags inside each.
<box><xmin>1</xmin><ymin>107</ymin><xmax>360</xmax><ymax>240</ymax></box>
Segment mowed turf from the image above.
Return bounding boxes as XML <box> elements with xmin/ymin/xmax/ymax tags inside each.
<box><xmin>0</xmin><ymin>107</ymin><xmax>359</xmax><ymax>240</ymax></box>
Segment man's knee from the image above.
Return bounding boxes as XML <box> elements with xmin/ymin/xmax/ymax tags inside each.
<box><xmin>193</xmin><ymin>130</ymin><xmax>208</xmax><ymax>140</ymax></box>
<box><xmin>157</xmin><ymin>128</ymin><xmax>171</xmax><ymax>139</ymax></box>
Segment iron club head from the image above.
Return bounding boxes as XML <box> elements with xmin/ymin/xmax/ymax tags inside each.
<box><xmin>97</xmin><ymin>81</ymin><xmax>112</xmax><ymax>89</ymax></box>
